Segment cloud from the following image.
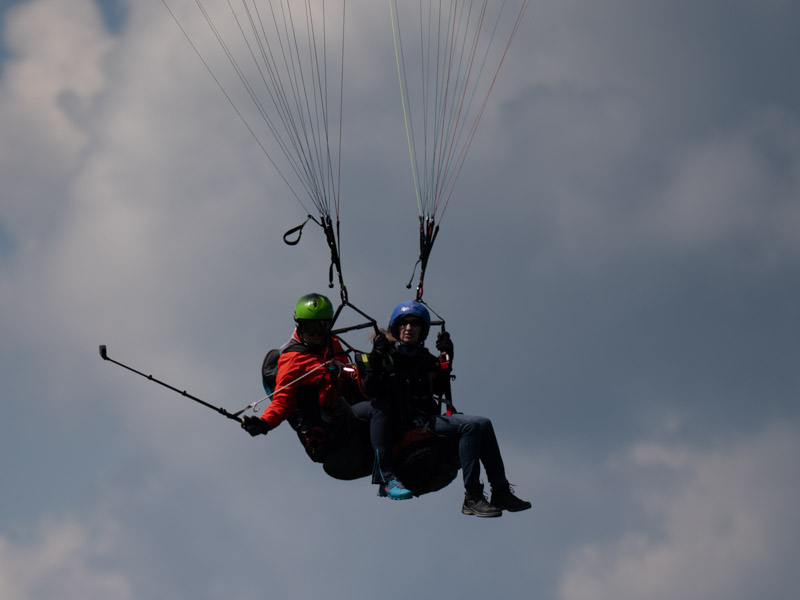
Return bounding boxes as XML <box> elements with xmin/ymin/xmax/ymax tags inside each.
<box><xmin>490</xmin><ymin>0</ymin><xmax>800</xmax><ymax>274</ymax></box>
<box><xmin>649</xmin><ymin>107</ymin><xmax>800</xmax><ymax>265</ymax></box>
<box><xmin>0</xmin><ymin>0</ymin><xmax>113</xmax><ymax>228</ymax></box>
<box><xmin>2</xmin><ymin>2</ymin><xmax>800</xmax><ymax>599</ymax></box>
<box><xmin>0</xmin><ymin>517</ymin><xmax>131</xmax><ymax>600</ymax></box>
<box><xmin>559</xmin><ymin>423</ymin><xmax>800</xmax><ymax>600</ymax></box>
<box><xmin>1</xmin><ymin>0</ymin><xmax>305</xmax><ymax>365</ymax></box>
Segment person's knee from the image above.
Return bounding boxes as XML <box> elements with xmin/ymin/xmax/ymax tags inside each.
<box><xmin>372</xmin><ymin>398</ymin><xmax>391</xmax><ymax>412</ymax></box>
<box><xmin>460</xmin><ymin>420</ymin><xmax>479</xmax><ymax>435</ymax></box>
<box><xmin>473</xmin><ymin>416</ymin><xmax>493</xmax><ymax>432</ymax></box>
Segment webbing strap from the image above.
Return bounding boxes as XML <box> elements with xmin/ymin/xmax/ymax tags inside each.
<box><xmin>283</xmin><ymin>215</ymin><xmax>314</xmax><ymax>245</ymax></box>
<box><xmin>406</xmin><ymin>216</ymin><xmax>439</xmax><ymax>301</ymax></box>
<box><xmin>322</xmin><ymin>216</ymin><xmax>348</xmax><ymax>304</ymax></box>
<box><xmin>282</xmin><ymin>214</ymin><xmax>350</xmax><ymax>305</ymax></box>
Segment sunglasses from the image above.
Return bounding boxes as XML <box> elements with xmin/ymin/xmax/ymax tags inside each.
<box><xmin>398</xmin><ymin>319</ymin><xmax>424</xmax><ymax>329</ymax></box>
<box><xmin>297</xmin><ymin>320</ymin><xmax>332</xmax><ymax>335</ymax></box>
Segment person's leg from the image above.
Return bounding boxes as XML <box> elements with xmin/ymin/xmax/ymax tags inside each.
<box><xmin>429</xmin><ymin>414</ymin><xmax>502</xmax><ymax>517</ymax></box>
<box><xmin>473</xmin><ymin>418</ymin><xmax>530</xmax><ymax>512</ymax></box>
<box><xmin>350</xmin><ymin>400</ymin><xmax>411</xmax><ymax>500</ymax></box>
<box><xmin>473</xmin><ymin>416</ymin><xmax>508</xmax><ymax>488</ymax></box>
<box><xmin>429</xmin><ymin>413</ymin><xmax>483</xmax><ymax>487</ymax></box>
<box><xmin>463</xmin><ymin>415</ymin><xmax>531</xmax><ymax>512</ymax></box>
<box><xmin>350</xmin><ymin>400</ymin><xmax>392</xmax><ymax>476</ymax></box>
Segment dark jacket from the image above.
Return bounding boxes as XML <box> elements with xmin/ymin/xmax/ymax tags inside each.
<box><xmin>363</xmin><ymin>342</ymin><xmax>451</xmax><ymax>424</ymax></box>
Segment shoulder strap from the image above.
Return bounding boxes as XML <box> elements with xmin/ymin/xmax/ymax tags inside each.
<box><xmin>262</xmin><ymin>337</ymin><xmax>310</xmax><ymax>394</ymax></box>
<box><xmin>280</xmin><ymin>336</ymin><xmax>308</xmax><ymax>354</ymax></box>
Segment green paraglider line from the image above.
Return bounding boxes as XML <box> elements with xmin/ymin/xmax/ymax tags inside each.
<box><xmin>162</xmin><ymin>1</ymin><xmax>364</xmax><ymax>316</ymax></box>
<box><xmin>160</xmin><ymin>0</ymin><xmax>308</xmax><ymax>212</ymax></box>
<box><xmin>390</xmin><ymin>0</ymin><xmax>423</xmax><ymax>217</ymax></box>
<box><xmin>440</xmin><ymin>0</ymin><xmax>530</xmax><ymax>218</ymax></box>
<box><xmin>392</xmin><ymin>0</ymin><xmax>529</xmax><ymax>301</ymax></box>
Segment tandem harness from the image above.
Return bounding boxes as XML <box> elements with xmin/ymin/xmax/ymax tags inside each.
<box><xmin>261</xmin><ymin>339</ymin><xmax>371</xmax><ymax>478</ymax></box>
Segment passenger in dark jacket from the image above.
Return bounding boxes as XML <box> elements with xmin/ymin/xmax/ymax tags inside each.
<box><xmin>364</xmin><ymin>300</ymin><xmax>531</xmax><ymax>517</ymax></box>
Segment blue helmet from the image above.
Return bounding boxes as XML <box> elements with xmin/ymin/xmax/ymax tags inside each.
<box><xmin>389</xmin><ymin>300</ymin><xmax>431</xmax><ymax>340</ymax></box>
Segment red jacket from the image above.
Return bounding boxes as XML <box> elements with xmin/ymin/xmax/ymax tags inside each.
<box><xmin>260</xmin><ymin>332</ymin><xmax>350</xmax><ymax>429</ymax></box>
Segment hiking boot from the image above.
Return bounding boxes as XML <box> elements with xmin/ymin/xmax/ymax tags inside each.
<box><xmin>461</xmin><ymin>494</ymin><xmax>502</xmax><ymax>518</ymax></box>
<box><xmin>490</xmin><ymin>484</ymin><xmax>531</xmax><ymax>512</ymax></box>
<box><xmin>378</xmin><ymin>477</ymin><xmax>413</xmax><ymax>500</ymax></box>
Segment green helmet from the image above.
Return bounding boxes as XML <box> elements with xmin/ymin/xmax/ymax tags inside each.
<box><xmin>293</xmin><ymin>293</ymin><xmax>334</xmax><ymax>321</ymax></box>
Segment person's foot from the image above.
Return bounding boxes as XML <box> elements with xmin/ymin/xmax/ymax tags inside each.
<box><xmin>462</xmin><ymin>493</ymin><xmax>502</xmax><ymax>517</ymax></box>
<box><xmin>490</xmin><ymin>484</ymin><xmax>531</xmax><ymax>512</ymax></box>
<box><xmin>378</xmin><ymin>477</ymin><xmax>413</xmax><ymax>500</ymax></box>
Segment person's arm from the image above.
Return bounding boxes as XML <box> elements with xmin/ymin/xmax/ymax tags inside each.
<box><xmin>363</xmin><ymin>332</ymin><xmax>393</xmax><ymax>398</ymax></box>
<box><xmin>260</xmin><ymin>353</ymin><xmax>307</xmax><ymax>428</ymax></box>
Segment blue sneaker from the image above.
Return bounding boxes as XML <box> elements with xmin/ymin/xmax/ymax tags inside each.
<box><xmin>378</xmin><ymin>478</ymin><xmax>413</xmax><ymax>500</ymax></box>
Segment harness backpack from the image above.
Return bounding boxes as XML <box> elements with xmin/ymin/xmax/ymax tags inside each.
<box><xmin>261</xmin><ymin>347</ymin><xmax>282</xmax><ymax>395</ymax></box>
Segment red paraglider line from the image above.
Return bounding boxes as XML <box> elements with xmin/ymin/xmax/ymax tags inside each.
<box><xmin>436</xmin><ymin>1</ymin><xmax>489</xmax><ymax>219</ymax></box>
<box><xmin>439</xmin><ymin>0</ymin><xmax>529</xmax><ymax>221</ymax></box>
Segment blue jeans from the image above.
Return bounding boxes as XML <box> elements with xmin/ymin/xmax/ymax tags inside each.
<box><xmin>429</xmin><ymin>413</ymin><xmax>507</xmax><ymax>490</ymax></box>
<box><xmin>350</xmin><ymin>399</ymin><xmax>395</xmax><ymax>483</ymax></box>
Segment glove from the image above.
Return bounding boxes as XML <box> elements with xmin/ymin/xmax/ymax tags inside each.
<box><xmin>241</xmin><ymin>415</ymin><xmax>271</xmax><ymax>437</ymax></box>
<box><xmin>371</xmin><ymin>332</ymin><xmax>394</xmax><ymax>357</ymax></box>
<box><xmin>436</xmin><ymin>331</ymin><xmax>454</xmax><ymax>357</ymax></box>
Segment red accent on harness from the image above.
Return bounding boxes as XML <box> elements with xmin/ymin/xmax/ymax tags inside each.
<box><xmin>305</xmin><ymin>426</ymin><xmax>327</xmax><ymax>445</ymax></box>
<box><xmin>438</xmin><ymin>354</ymin><xmax>455</xmax><ymax>415</ymax></box>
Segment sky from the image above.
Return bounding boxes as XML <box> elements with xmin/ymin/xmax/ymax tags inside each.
<box><xmin>1</xmin><ymin>1</ymin><xmax>799</xmax><ymax>599</ymax></box>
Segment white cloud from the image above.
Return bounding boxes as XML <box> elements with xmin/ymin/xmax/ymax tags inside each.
<box><xmin>1</xmin><ymin>0</ymin><xmax>111</xmax><ymax>150</ymax></box>
<box><xmin>559</xmin><ymin>424</ymin><xmax>800</xmax><ymax>600</ymax></box>
<box><xmin>646</xmin><ymin>107</ymin><xmax>800</xmax><ymax>264</ymax></box>
<box><xmin>0</xmin><ymin>517</ymin><xmax>131</xmax><ymax>600</ymax></box>
<box><xmin>1</xmin><ymin>1</ymin><xmax>298</xmax><ymax>357</ymax></box>
<box><xmin>0</xmin><ymin>0</ymin><xmax>113</xmax><ymax>232</ymax></box>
